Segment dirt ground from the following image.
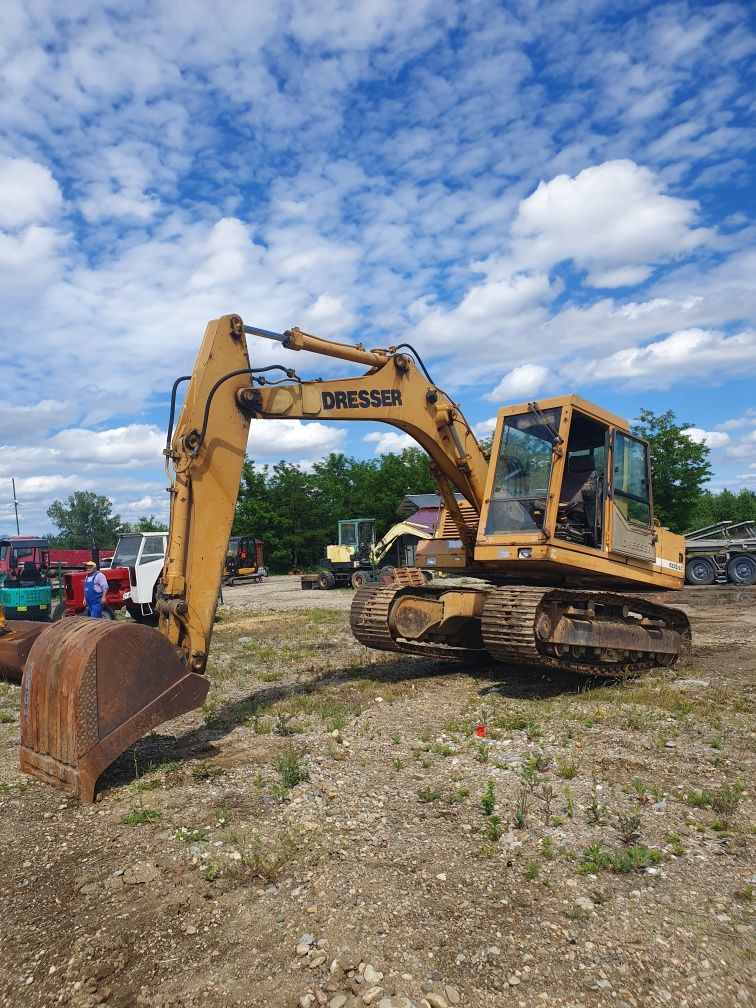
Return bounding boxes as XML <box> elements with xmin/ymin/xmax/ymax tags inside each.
<box><xmin>0</xmin><ymin>579</ymin><xmax>753</xmax><ymax>1008</ymax></box>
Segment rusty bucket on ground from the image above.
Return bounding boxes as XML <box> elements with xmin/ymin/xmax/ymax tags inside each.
<box><xmin>17</xmin><ymin>618</ymin><xmax>209</xmax><ymax>803</ymax></box>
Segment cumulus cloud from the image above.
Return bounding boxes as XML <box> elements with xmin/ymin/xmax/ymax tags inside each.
<box><xmin>0</xmin><ymin>157</ymin><xmax>63</xmax><ymax>228</ymax></box>
<box><xmin>246</xmin><ymin>419</ymin><xmax>346</xmax><ymax>459</ymax></box>
<box><xmin>683</xmin><ymin>428</ymin><xmax>731</xmax><ymax>449</ymax></box>
<box><xmin>572</xmin><ymin>328</ymin><xmax>756</xmax><ymax>388</ymax></box>
<box><xmin>512</xmin><ymin>160</ymin><xmax>712</xmax><ymax>287</ymax></box>
<box><xmin>364</xmin><ymin>431</ymin><xmax>415</xmax><ymax>454</ymax></box>
<box><xmin>487</xmin><ymin>363</ymin><xmax>551</xmax><ymax>402</ymax></box>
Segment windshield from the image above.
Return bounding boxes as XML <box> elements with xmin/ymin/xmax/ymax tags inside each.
<box><xmin>484</xmin><ymin>408</ymin><xmax>561</xmax><ymax>534</ymax></box>
<box><xmin>112</xmin><ymin>534</ymin><xmax>142</xmax><ymax>568</ymax></box>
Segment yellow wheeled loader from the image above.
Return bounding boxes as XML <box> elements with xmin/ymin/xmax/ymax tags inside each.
<box><xmin>0</xmin><ymin>315</ymin><xmax>691</xmax><ymax>803</ymax></box>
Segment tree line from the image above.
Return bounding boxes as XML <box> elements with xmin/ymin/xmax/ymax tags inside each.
<box><xmin>42</xmin><ymin>410</ymin><xmax>755</xmax><ymax>570</ymax></box>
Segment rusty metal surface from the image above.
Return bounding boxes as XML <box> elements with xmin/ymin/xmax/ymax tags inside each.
<box><xmin>0</xmin><ymin>621</ymin><xmax>48</xmax><ymax>681</ymax></box>
<box><xmin>19</xmin><ymin>618</ymin><xmax>209</xmax><ymax>803</ymax></box>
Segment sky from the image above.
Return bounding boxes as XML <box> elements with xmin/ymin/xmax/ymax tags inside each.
<box><xmin>0</xmin><ymin>0</ymin><xmax>754</xmax><ymax>535</ymax></box>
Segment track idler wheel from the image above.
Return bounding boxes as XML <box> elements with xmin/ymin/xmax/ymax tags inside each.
<box><xmin>19</xmin><ymin>618</ymin><xmax>209</xmax><ymax>803</ymax></box>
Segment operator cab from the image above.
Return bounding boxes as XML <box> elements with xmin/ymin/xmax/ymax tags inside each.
<box><xmin>482</xmin><ymin>396</ymin><xmax>656</xmax><ymax>564</ymax></box>
<box><xmin>338</xmin><ymin>519</ymin><xmax>376</xmax><ymax>564</ymax></box>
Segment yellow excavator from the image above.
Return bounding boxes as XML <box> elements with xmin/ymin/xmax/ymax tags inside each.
<box><xmin>0</xmin><ymin>315</ymin><xmax>690</xmax><ymax>803</ymax></box>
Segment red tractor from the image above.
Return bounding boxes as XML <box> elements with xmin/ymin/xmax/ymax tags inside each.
<box><xmin>52</xmin><ymin>566</ymin><xmax>132</xmax><ymax>621</ymax></box>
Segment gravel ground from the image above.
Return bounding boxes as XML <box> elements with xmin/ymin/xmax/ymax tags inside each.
<box><xmin>0</xmin><ymin>580</ymin><xmax>753</xmax><ymax>1008</ymax></box>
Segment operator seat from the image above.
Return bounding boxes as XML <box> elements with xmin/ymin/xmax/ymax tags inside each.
<box><xmin>20</xmin><ymin>561</ymin><xmax>41</xmax><ymax>585</ymax></box>
<box><xmin>560</xmin><ymin>453</ymin><xmax>598</xmax><ymax>540</ymax></box>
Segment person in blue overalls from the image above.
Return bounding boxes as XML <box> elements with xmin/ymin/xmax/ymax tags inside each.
<box><xmin>83</xmin><ymin>561</ymin><xmax>109</xmax><ymax>618</ymax></box>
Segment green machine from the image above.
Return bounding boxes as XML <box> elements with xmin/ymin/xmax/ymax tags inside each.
<box><xmin>0</xmin><ymin>536</ymin><xmax>52</xmax><ymax>621</ymax></box>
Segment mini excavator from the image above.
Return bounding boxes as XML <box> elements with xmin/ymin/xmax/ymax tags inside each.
<box><xmin>0</xmin><ymin>315</ymin><xmax>691</xmax><ymax>802</ymax></box>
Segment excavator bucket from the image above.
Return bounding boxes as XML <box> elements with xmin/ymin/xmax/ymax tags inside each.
<box><xmin>0</xmin><ymin>621</ymin><xmax>49</xmax><ymax>681</ymax></box>
<box><xmin>19</xmin><ymin>618</ymin><xmax>209</xmax><ymax>803</ymax></box>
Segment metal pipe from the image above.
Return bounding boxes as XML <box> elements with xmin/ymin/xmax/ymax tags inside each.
<box><xmin>244</xmin><ymin>322</ymin><xmax>388</xmax><ymax>368</ymax></box>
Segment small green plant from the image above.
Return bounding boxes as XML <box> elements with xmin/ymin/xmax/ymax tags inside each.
<box><xmin>393</xmin><ymin>758</ymin><xmax>404</xmax><ymax>771</ymax></box>
<box><xmin>512</xmin><ymin>787</ymin><xmax>529</xmax><ymax>829</ymax></box>
<box><xmin>122</xmin><ymin>807</ymin><xmax>161</xmax><ymax>826</ymax></box>
<box><xmin>526</xmin><ymin>719</ymin><xmax>541</xmax><ymax>740</ymax></box>
<box><xmin>481</xmin><ymin>780</ymin><xmax>496</xmax><ymax>816</ymax></box>
<box><xmin>473</xmin><ymin>742</ymin><xmax>490</xmax><ymax>764</ymax></box>
<box><xmin>447</xmin><ymin>786</ymin><xmax>469</xmax><ymax>804</ymax></box>
<box><xmin>391</xmin><ymin>732</ymin><xmax>401</xmax><ymax>745</ymax></box>
<box><xmin>133</xmin><ymin>777</ymin><xmax>161</xmax><ymax>792</ymax></box>
<box><xmin>276</xmin><ymin>750</ymin><xmax>309</xmax><ymax>789</ymax></box>
<box><xmin>564</xmin><ymin>786</ymin><xmax>575</xmax><ymax>818</ymax></box>
<box><xmin>525</xmin><ymin>860</ymin><xmax>540</xmax><ymax>880</ymax></box>
<box><xmin>252</xmin><ymin>772</ymin><xmax>265</xmax><ymax>789</ymax></box>
<box><xmin>614</xmin><ymin>810</ymin><xmax>642</xmax><ymax>845</ymax></box>
<box><xmin>417</xmin><ymin>786</ymin><xmax>442</xmax><ymax>803</ymax></box>
<box><xmin>665</xmin><ymin>833</ymin><xmax>684</xmax><ymax>857</ymax></box>
<box><xmin>0</xmin><ymin>711</ymin><xmax>15</xmax><ymax>724</ymax></box>
<box><xmin>630</xmin><ymin>779</ymin><xmax>650</xmax><ymax>804</ymax></box>
<box><xmin>708</xmin><ymin>781</ymin><xmax>744</xmax><ymax>819</ymax></box>
<box><xmin>586</xmin><ymin>778</ymin><xmax>607</xmax><ymax>825</ymax></box>
<box><xmin>175</xmin><ymin>827</ymin><xmax>208</xmax><ymax>843</ymax></box>
<box><xmin>419</xmin><ymin>724</ymin><xmax>433</xmax><ymax>743</ymax></box>
<box><xmin>556</xmin><ymin>755</ymin><xmax>578</xmax><ymax>779</ymax></box>
<box><xmin>484</xmin><ymin>815</ymin><xmax>504</xmax><ymax>842</ymax></box>
<box><xmin>534</xmin><ymin>782</ymin><xmax>556</xmax><ymax>825</ymax></box>
<box><xmin>541</xmin><ymin>836</ymin><xmax>554</xmax><ymax>860</ymax></box>
<box><xmin>579</xmin><ymin>841</ymin><xmax>662</xmax><ymax>874</ymax></box>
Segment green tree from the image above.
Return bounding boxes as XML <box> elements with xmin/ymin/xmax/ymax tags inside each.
<box><xmin>120</xmin><ymin>515</ymin><xmax>168</xmax><ymax>533</ymax></box>
<box><xmin>47</xmin><ymin>491</ymin><xmax>122</xmax><ymax>549</ymax></box>
<box><xmin>631</xmin><ymin>409</ymin><xmax>712</xmax><ymax>532</ymax></box>
<box><xmin>686</xmin><ymin>488</ymin><xmax>756</xmax><ymax>531</ymax></box>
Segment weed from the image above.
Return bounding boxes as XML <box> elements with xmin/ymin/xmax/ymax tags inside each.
<box><xmin>417</xmin><ymin>786</ymin><xmax>442</xmax><ymax>803</ymax></box>
<box><xmin>614</xmin><ymin>811</ymin><xmax>643</xmax><ymax>844</ymax></box>
<box><xmin>686</xmin><ymin>789</ymin><xmax>709</xmax><ymax>808</ymax></box>
<box><xmin>534</xmin><ymin>782</ymin><xmax>556</xmax><ymax>825</ymax></box>
<box><xmin>564</xmin><ymin>787</ymin><xmax>575</xmax><ymax>818</ymax></box>
<box><xmin>494</xmin><ymin>711</ymin><xmax>529</xmax><ymax>731</ymax></box>
<box><xmin>191</xmin><ymin>762</ymin><xmax>223</xmax><ymax>781</ymax></box>
<box><xmin>0</xmin><ymin>711</ymin><xmax>15</xmax><ymax>724</ymax></box>
<box><xmin>630</xmin><ymin>779</ymin><xmax>650</xmax><ymax>804</ymax></box>
<box><xmin>241</xmin><ymin>830</ymin><xmax>307</xmax><ymax>881</ymax></box>
<box><xmin>512</xmin><ymin>787</ymin><xmax>529</xmax><ymax>829</ymax></box>
<box><xmin>579</xmin><ymin>841</ymin><xmax>662</xmax><ymax>874</ymax></box>
<box><xmin>175</xmin><ymin>827</ymin><xmax>208</xmax><ymax>843</ymax></box>
<box><xmin>556</xmin><ymin>755</ymin><xmax>578</xmax><ymax>779</ymax></box>
<box><xmin>252</xmin><ymin>772</ymin><xmax>265</xmax><ymax>789</ymax></box>
<box><xmin>665</xmin><ymin>834</ymin><xmax>684</xmax><ymax>857</ymax></box>
<box><xmin>709</xmin><ymin>782</ymin><xmax>744</xmax><ymax>819</ymax></box>
<box><xmin>122</xmin><ymin>807</ymin><xmax>161</xmax><ymax>826</ymax></box>
<box><xmin>391</xmin><ymin>732</ymin><xmax>401</xmax><ymax>745</ymax></box>
<box><xmin>473</xmin><ymin>742</ymin><xmax>490</xmax><ymax>764</ymax></box>
<box><xmin>541</xmin><ymin>836</ymin><xmax>554</xmax><ymax>860</ymax></box>
<box><xmin>711</xmin><ymin>736</ymin><xmax>724</xmax><ymax>750</ymax></box>
<box><xmin>733</xmin><ymin>883</ymin><xmax>753</xmax><ymax>903</ymax></box>
<box><xmin>419</xmin><ymin>725</ymin><xmax>433</xmax><ymax>743</ymax></box>
<box><xmin>530</xmin><ymin>751</ymin><xmax>552</xmax><ymax>773</ymax></box>
<box><xmin>420</xmin><ymin>757</ymin><xmax>432</xmax><ymax>769</ymax></box>
<box><xmin>201</xmin><ymin>863</ymin><xmax>222</xmax><ymax>882</ymax></box>
<box><xmin>484</xmin><ymin>815</ymin><xmax>504</xmax><ymax>842</ymax></box>
<box><xmin>525</xmin><ymin>860</ymin><xmax>540</xmax><ymax>880</ymax></box>
<box><xmin>276</xmin><ymin>750</ymin><xmax>309</xmax><ymax>789</ymax></box>
<box><xmin>393</xmin><ymin>759</ymin><xmax>405</xmax><ymax>771</ymax></box>
<box><xmin>526</xmin><ymin>719</ymin><xmax>542</xmax><ymax>740</ymax></box>
<box><xmin>447</xmin><ymin>786</ymin><xmax>470</xmax><ymax>804</ymax></box>
<box><xmin>481</xmin><ymin>780</ymin><xmax>496</xmax><ymax>816</ymax></box>
<box><xmin>586</xmin><ymin>778</ymin><xmax>607</xmax><ymax>825</ymax></box>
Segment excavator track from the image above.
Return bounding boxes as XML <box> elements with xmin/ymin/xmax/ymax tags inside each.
<box><xmin>481</xmin><ymin>586</ymin><xmax>692</xmax><ymax>677</ymax></box>
<box><xmin>350</xmin><ymin>582</ymin><xmax>486</xmax><ymax>662</ymax></box>
<box><xmin>350</xmin><ymin>576</ymin><xmax>691</xmax><ymax>677</ymax></box>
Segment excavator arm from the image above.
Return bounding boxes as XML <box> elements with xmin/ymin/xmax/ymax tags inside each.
<box><xmin>13</xmin><ymin>314</ymin><xmax>490</xmax><ymax>802</ymax></box>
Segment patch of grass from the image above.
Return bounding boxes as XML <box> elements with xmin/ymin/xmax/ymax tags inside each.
<box><xmin>418</xmin><ymin>724</ymin><xmax>434</xmax><ymax>743</ymax></box>
<box><xmin>275</xmin><ymin>750</ymin><xmax>309</xmax><ymax>789</ymax></box>
<box><xmin>0</xmin><ymin>711</ymin><xmax>16</xmax><ymax>724</ymax></box>
<box><xmin>133</xmin><ymin>777</ymin><xmax>162</xmax><ymax>792</ymax></box>
<box><xmin>512</xmin><ymin>787</ymin><xmax>529</xmax><ymax>829</ymax></box>
<box><xmin>564</xmin><ymin>786</ymin><xmax>575</xmax><ymax>818</ymax></box>
<box><xmin>484</xmin><ymin>815</ymin><xmax>504</xmax><ymax>842</ymax></box>
<box><xmin>417</xmin><ymin>786</ymin><xmax>442</xmax><ymax>803</ymax></box>
<box><xmin>525</xmin><ymin>860</ymin><xmax>540</xmax><ymax>880</ymax></box>
<box><xmin>494</xmin><ymin>710</ymin><xmax>530</xmax><ymax>732</ymax></box>
<box><xmin>685</xmin><ymin>781</ymin><xmax>744</xmax><ymax>819</ymax></box>
<box><xmin>191</xmin><ymin>762</ymin><xmax>223</xmax><ymax>781</ymax></box>
<box><xmin>122</xmin><ymin>807</ymin><xmax>162</xmax><ymax>826</ymax></box>
<box><xmin>556</xmin><ymin>755</ymin><xmax>578</xmax><ymax>779</ymax></box>
<box><xmin>393</xmin><ymin>758</ymin><xmax>404</xmax><ymax>771</ymax></box>
<box><xmin>665</xmin><ymin>833</ymin><xmax>684</xmax><ymax>857</ymax></box>
<box><xmin>541</xmin><ymin>837</ymin><xmax>554</xmax><ymax>860</ymax></box>
<box><xmin>585</xmin><ymin>778</ymin><xmax>608</xmax><ymax>825</ymax></box>
<box><xmin>175</xmin><ymin>827</ymin><xmax>208</xmax><ymax>843</ymax></box>
<box><xmin>579</xmin><ymin>841</ymin><xmax>663</xmax><ymax>874</ymax></box>
<box><xmin>447</xmin><ymin>786</ymin><xmax>469</xmax><ymax>804</ymax></box>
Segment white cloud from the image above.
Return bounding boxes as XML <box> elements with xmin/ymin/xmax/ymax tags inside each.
<box><xmin>487</xmin><ymin>363</ymin><xmax>551</xmax><ymax>402</ymax></box>
<box><xmin>512</xmin><ymin>160</ymin><xmax>712</xmax><ymax>287</ymax></box>
<box><xmin>246</xmin><ymin>418</ymin><xmax>346</xmax><ymax>460</ymax></box>
<box><xmin>683</xmin><ymin>428</ymin><xmax>731</xmax><ymax>449</ymax></box>
<box><xmin>364</xmin><ymin>431</ymin><xmax>415</xmax><ymax>454</ymax></box>
<box><xmin>572</xmin><ymin>328</ymin><xmax>756</xmax><ymax>388</ymax></box>
<box><xmin>0</xmin><ymin>156</ymin><xmax>62</xmax><ymax>228</ymax></box>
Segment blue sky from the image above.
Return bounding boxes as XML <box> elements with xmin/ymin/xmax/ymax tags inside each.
<box><xmin>0</xmin><ymin>0</ymin><xmax>754</xmax><ymax>533</ymax></box>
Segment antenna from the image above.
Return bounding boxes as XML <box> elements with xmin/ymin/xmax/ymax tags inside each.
<box><xmin>11</xmin><ymin>478</ymin><xmax>20</xmax><ymax>535</ymax></box>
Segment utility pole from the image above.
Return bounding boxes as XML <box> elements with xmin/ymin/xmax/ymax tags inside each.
<box><xmin>11</xmin><ymin>478</ymin><xmax>20</xmax><ymax>535</ymax></box>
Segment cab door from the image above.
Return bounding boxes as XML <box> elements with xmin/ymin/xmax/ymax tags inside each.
<box><xmin>608</xmin><ymin>431</ymin><xmax>656</xmax><ymax>562</ymax></box>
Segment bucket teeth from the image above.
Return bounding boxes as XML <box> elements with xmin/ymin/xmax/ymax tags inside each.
<box><xmin>19</xmin><ymin>618</ymin><xmax>208</xmax><ymax>803</ymax></box>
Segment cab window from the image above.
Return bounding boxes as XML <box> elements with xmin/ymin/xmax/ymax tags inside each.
<box><xmin>613</xmin><ymin>433</ymin><xmax>652</xmax><ymax>526</ymax></box>
<box><xmin>139</xmin><ymin>535</ymin><xmax>166</xmax><ymax>564</ymax></box>
<box><xmin>484</xmin><ymin>409</ymin><xmax>561</xmax><ymax>534</ymax></box>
